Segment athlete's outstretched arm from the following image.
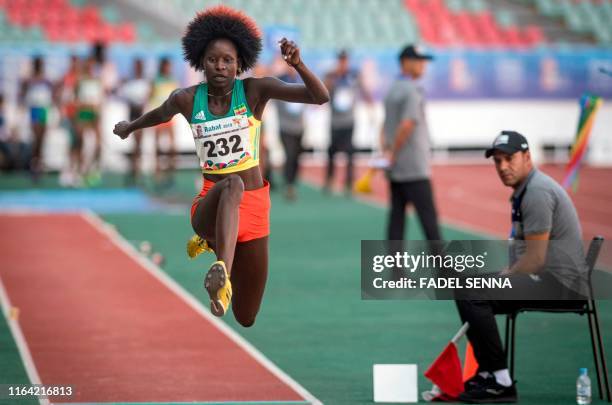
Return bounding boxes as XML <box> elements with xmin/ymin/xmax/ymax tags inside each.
<box><xmin>113</xmin><ymin>87</ymin><xmax>190</xmax><ymax>139</ymax></box>
<box><xmin>251</xmin><ymin>38</ymin><xmax>329</xmax><ymax>108</ymax></box>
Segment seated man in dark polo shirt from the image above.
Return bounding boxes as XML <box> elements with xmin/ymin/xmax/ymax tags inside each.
<box><xmin>456</xmin><ymin>131</ymin><xmax>588</xmax><ymax>403</ymax></box>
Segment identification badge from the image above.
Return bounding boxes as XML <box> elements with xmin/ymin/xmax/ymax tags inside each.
<box><xmin>79</xmin><ymin>80</ymin><xmax>102</xmax><ymax>105</ymax></box>
<box><xmin>27</xmin><ymin>83</ymin><xmax>52</xmax><ymax>106</ymax></box>
<box><xmin>192</xmin><ymin>115</ymin><xmax>252</xmax><ymax>171</ymax></box>
<box><xmin>333</xmin><ymin>87</ymin><xmax>355</xmax><ymax>112</ymax></box>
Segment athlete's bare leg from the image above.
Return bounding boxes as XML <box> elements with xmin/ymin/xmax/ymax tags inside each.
<box><xmin>91</xmin><ymin>117</ymin><xmax>101</xmax><ymax>171</ymax></box>
<box><xmin>191</xmin><ymin>174</ymin><xmax>244</xmax><ymax>274</ymax></box>
<box><xmin>154</xmin><ymin>127</ymin><xmax>162</xmax><ymax>180</ymax></box>
<box><xmin>166</xmin><ymin>130</ymin><xmax>176</xmax><ymax>174</ymax></box>
<box><xmin>230</xmin><ymin>237</ymin><xmax>268</xmax><ymax>327</ymax></box>
<box><xmin>30</xmin><ymin>122</ymin><xmax>46</xmax><ymax>175</ymax></box>
<box><xmin>70</xmin><ymin>123</ymin><xmax>83</xmax><ymax>180</ymax></box>
<box><xmin>130</xmin><ymin>130</ymin><xmax>143</xmax><ymax>181</ymax></box>
<box><xmin>154</xmin><ymin>127</ymin><xmax>176</xmax><ymax>183</ymax></box>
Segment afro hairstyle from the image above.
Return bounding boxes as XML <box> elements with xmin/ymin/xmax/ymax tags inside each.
<box><xmin>182</xmin><ymin>5</ymin><xmax>262</xmax><ymax>73</ymax></box>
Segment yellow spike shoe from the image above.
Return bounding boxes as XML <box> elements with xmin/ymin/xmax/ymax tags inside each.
<box><xmin>204</xmin><ymin>261</ymin><xmax>232</xmax><ymax>317</ymax></box>
<box><xmin>187</xmin><ymin>234</ymin><xmax>214</xmax><ymax>259</ymax></box>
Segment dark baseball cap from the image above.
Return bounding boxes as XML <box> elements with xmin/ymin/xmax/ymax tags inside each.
<box><xmin>485</xmin><ymin>131</ymin><xmax>529</xmax><ymax>158</ymax></box>
<box><xmin>399</xmin><ymin>44</ymin><xmax>434</xmax><ymax>61</ymax></box>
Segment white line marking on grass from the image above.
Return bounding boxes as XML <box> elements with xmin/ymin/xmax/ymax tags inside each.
<box><xmin>0</xmin><ymin>276</ymin><xmax>49</xmax><ymax>405</ymax></box>
<box><xmin>81</xmin><ymin>211</ymin><xmax>323</xmax><ymax>405</ymax></box>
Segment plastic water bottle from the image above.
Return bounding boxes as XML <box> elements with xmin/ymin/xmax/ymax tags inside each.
<box><xmin>577</xmin><ymin>368</ymin><xmax>591</xmax><ymax>405</ymax></box>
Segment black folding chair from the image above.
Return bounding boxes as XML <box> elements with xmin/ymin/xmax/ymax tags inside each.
<box><xmin>504</xmin><ymin>236</ymin><xmax>610</xmax><ymax>402</ymax></box>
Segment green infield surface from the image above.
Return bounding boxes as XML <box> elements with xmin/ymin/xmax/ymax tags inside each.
<box><xmin>0</xmin><ymin>171</ymin><xmax>610</xmax><ymax>405</ymax></box>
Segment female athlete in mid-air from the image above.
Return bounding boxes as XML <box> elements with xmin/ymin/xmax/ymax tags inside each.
<box><xmin>113</xmin><ymin>5</ymin><xmax>329</xmax><ymax>326</ymax></box>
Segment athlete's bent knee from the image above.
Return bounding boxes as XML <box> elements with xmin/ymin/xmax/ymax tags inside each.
<box><xmin>224</xmin><ymin>174</ymin><xmax>245</xmax><ymax>202</ymax></box>
<box><xmin>234</xmin><ymin>313</ymin><xmax>256</xmax><ymax>328</ymax></box>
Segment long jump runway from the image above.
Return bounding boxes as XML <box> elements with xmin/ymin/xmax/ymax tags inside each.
<box><xmin>0</xmin><ymin>213</ymin><xmax>320</xmax><ymax>404</ymax></box>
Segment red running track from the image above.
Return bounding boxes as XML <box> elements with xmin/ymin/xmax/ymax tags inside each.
<box><xmin>301</xmin><ymin>161</ymin><xmax>612</xmax><ymax>267</ymax></box>
<box><xmin>0</xmin><ymin>213</ymin><xmax>311</xmax><ymax>404</ymax></box>
<box><xmin>301</xmin><ymin>162</ymin><xmax>612</xmax><ymax>241</ymax></box>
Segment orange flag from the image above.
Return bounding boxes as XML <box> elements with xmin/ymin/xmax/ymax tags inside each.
<box><xmin>463</xmin><ymin>341</ymin><xmax>479</xmax><ymax>382</ymax></box>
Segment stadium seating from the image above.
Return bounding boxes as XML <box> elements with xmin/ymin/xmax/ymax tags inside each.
<box><xmin>528</xmin><ymin>0</ymin><xmax>612</xmax><ymax>45</ymax></box>
<box><xmin>2</xmin><ymin>0</ymin><xmax>608</xmax><ymax>48</ymax></box>
<box><xmin>404</xmin><ymin>0</ymin><xmax>547</xmax><ymax>48</ymax></box>
<box><xmin>0</xmin><ymin>0</ymin><xmax>138</xmax><ymax>44</ymax></box>
<box><xmin>132</xmin><ymin>0</ymin><xmax>421</xmax><ymax>50</ymax></box>
<box><xmin>132</xmin><ymin>0</ymin><xmax>612</xmax><ymax>49</ymax></box>
<box><xmin>0</xmin><ymin>9</ymin><xmax>44</xmax><ymax>43</ymax></box>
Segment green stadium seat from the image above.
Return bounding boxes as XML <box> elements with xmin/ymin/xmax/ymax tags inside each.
<box><xmin>495</xmin><ymin>10</ymin><xmax>517</xmax><ymax>28</ymax></box>
<box><xmin>101</xmin><ymin>6</ymin><xmax>120</xmax><ymax>24</ymax></box>
<box><xmin>536</xmin><ymin>0</ymin><xmax>563</xmax><ymax>17</ymax></box>
<box><xmin>137</xmin><ymin>23</ymin><xmax>159</xmax><ymax>43</ymax></box>
<box><xmin>467</xmin><ymin>0</ymin><xmax>487</xmax><ymax>13</ymax></box>
<box><xmin>594</xmin><ymin>24</ymin><xmax>612</xmax><ymax>44</ymax></box>
<box><xmin>534</xmin><ymin>0</ymin><xmax>549</xmax><ymax>16</ymax></box>
<box><xmin>69</xmin><ymin>0</ymin><xmax>88</xmax><ymax>7</ymax></box>
<box><xmin>446</xmin><ymin>0</ymin><xmax>464</xmax><ymax>13</ymax></box>
<box><xmin>26</xmin><ymin>26</ymin><xmax>45</xmax><ymax>42</ymax></box>
<box><xmin>565</xmin><ymin>12</ymin><xmax>585</xmax><ymax>32</ymax></box>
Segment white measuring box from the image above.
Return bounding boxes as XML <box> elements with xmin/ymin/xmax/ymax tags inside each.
<box><xmin>373</xmin><ymin>364</ymin><xmax>418</xmax><ymax>403</ymax></box>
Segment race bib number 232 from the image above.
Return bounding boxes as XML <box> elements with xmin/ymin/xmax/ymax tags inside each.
<box><xmin>193</xmin><ymin>115</ymin><xmax>250</xmax><ymax>169</ymax></box>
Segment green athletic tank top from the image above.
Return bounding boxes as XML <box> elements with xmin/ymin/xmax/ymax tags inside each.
<box><xmin>190</xmin><ymin>79</ymin><xmax>261</xmax><ymax>174</ymax></box>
